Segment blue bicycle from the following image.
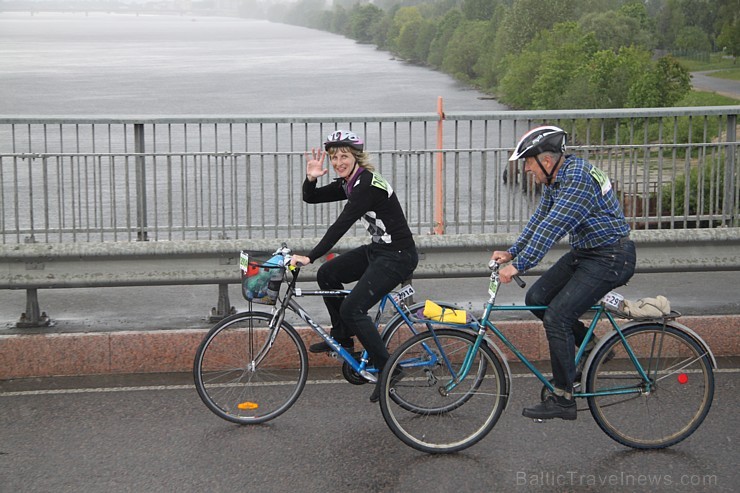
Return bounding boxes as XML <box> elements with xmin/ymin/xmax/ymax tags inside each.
<box><xmin>193</xmin><ymin>244</ymin><xmax>458</xmax><ymax>424</ymax></box>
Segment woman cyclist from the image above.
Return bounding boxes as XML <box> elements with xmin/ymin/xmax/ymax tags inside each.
<box><xmin>289</xmin><ymin>130</ymin><xmax>418</xmax><ymax>402</ymax></box>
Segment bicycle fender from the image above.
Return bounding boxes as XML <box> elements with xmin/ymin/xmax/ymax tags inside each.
<box><xmin>454</xmin><ymin>329</ymin><xmax>513</xmax><ymax>411</ymax></box>
<box><xmin>583</xmin><ymin>320</ymin><xmax>718</xmax><ymax>383</ymax></box>
<box><xmin>481</xmin><ymin>334</ymin><xmax>513</xmax><ymax>411</ymax></box>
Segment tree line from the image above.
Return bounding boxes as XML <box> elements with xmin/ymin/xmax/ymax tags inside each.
<box><xmin>242</xmin><ymin>0</ymin><xmax>739</xmax><ymax>111</ymax></box>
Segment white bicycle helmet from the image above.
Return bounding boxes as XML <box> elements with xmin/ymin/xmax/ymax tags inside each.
<box><xmin>324</xmin><ymin>130</ymin><xmax>364</xmax><ymax>152</ymax></box>
<box><xmin>509</xmin><ymin>125</ymin><xmax>567</xmax><ymax>161</ymax></box>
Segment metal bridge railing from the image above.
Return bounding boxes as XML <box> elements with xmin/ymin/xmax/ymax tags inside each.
<box><xmin>1</xmin><ymin>106</ymin><xmax>738</xmax><ymax>245</ymax></box>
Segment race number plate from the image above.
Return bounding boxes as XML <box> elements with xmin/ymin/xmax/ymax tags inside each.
<box><xmin>393</xmin><ymin>284</ymin><xmax>415</xmax><ymax>303</ymax></box>
<box><xmin>601</xmin><ymin>291</ymin><xmax>624</xmax><ymax>310</ymax></box>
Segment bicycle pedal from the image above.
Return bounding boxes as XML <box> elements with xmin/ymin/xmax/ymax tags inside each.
<box><xmin>532</xmin><ymin>418</ymin><xmax>547</xmax><ymax>424</ymax></box>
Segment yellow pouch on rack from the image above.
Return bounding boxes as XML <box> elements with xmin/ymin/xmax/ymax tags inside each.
<box><xmin>422</xmin><ymin>300</ymin><xmax>467</xmax><ymax>324</ymax></box>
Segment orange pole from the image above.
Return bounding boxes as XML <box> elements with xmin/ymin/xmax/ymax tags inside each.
<box><xmin>434</xmin><ymin>96</ymin><xmax>445</xmax><ymax>235</ymax></box>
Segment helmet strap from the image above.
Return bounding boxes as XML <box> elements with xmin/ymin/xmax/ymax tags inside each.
<box><xmin>534</xmin><ymin>153</ymin><xmax>563</xmax><ymax>186</ymax></box>
<box><xmin>346</xmin><ymin>159</ymin><xmax>358</xmax><ymax>181</ymax></box>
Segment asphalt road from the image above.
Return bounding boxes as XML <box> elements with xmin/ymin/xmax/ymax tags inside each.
<box><xmin>690</xmin><ymin>70</ymin><xmax>740</xmax><ymax>100</ymax></box>
<box><xmin>1</xmin><ymin>364</ymin><xmax>737</xmax><ymax>493</ymax></box>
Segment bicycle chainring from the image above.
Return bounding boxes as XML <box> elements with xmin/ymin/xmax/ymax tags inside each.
<box><xmin>342</xmin><ymin>360</ymin><xmax>368</xmax><ymax>385</ymax></box>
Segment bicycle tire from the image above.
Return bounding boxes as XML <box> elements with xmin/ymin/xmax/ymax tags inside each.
<box><xmin>586</xmin><ymin>324</ymin><xmax>714</xmax><ymax>449</ymax></box>
<box><xmin>193</xmin><ymin>311</ymin><xmax>308</xmax><ymax>424</ymax></box>
<box><xmin>379</xmin><ymin>329</ymin><xmax>508</xmax><ymax>454</ymax></box>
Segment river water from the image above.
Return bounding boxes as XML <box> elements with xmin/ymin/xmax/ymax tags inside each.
<box><xmin>0</xmin><ymin>11</ymin><xmax>508</xmax><ymax>115</ymax></box>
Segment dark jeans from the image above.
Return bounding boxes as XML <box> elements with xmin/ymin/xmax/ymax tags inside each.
<box><xmin>317</xmin><ymin>243</ymin><xmax>419</xmax><ymax>370</ymax></box>
<box><xmin>524</xmin><ymin>239</ymin><xmax>636</xmax><ymax>395</ymax></box>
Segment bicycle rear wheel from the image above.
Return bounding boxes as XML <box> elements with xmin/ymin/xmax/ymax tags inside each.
<box><xmin>193</xmin><ymin>311</ymin><xmax>308</xmax><ymax>424</ymax></box>
<box><xmin>586</xmin><ymin>324</ymin><xmax>714</xmax><ymax>449</ymax></box>
<box><xmin>379</xmin><ymin>329</ymin><xmax>508</xmax><ymax>454</ymax></box>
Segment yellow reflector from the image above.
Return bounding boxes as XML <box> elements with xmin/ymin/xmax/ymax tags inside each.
<box><xmin>237</xmin><ymin>402</ymin><xmax>259</xmax><ymax>410</ymax></box>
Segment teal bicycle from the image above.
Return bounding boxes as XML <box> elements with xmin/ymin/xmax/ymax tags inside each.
<box><xmin>377</xmin><ymin>262</ymin><xmax>717</xmax><ymax>454</ymax></box>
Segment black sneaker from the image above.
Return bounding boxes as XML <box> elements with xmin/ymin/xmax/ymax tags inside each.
<box><xmin>309</xmin><ymin>338</ymin><xmax>354</xmax><ymax>354</ymax></box>
<box><xmin>523</xmin><ymin>395</ymin><xmax>577</xmax><ymax>421</ymax></box>
<box><xmin>369</xmin><ymin>366</ymin><xmax>406</xmax><ymax>403</ymax></box>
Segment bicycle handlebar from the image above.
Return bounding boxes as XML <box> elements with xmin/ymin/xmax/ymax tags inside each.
<box><xmin>269</xmin><ymin>243</ymin><xmax>525</xmax><ymax>286</ymax></box>
<box><xmin>488</xmin><ymin>260</ymin><xmax>526</xmax><ymax>289</ymax></box>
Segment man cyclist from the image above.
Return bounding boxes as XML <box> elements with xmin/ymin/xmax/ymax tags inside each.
<box><xmin>492</xmin><ymin>125</ymin><xmax>636</xmax><ymax>420</ymax></box>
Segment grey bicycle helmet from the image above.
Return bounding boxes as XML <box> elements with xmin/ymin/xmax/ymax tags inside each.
<box><xmin>324</xmin><ymin>130</ymin><xmax>364</xmax><ymax>152</ymax></box>
<box><xmin>509</xmin><ymin>125</ymin><xmax>567</xmax><ymax>161</ymax></box>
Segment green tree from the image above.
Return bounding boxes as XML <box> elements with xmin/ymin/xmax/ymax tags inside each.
<box><xmin>716</xmin><ymin>16</ymin><xmax>740</xmax><ymax>58</ymax></box>
<box><xmin>461</xmin><ymin>0</ymin><xmax>498</xmax><ymax>21</ymax></box>
<box><xmin>442</xmin><ymin>20</ymin><xmax>490</xmax><ymax>81</ymax></box>
<box><xmin>427</xmin><ymin>9</ymin><xmax>462</xmax><ymax>69</ymax></box>
<box><xmin>627</xmin><ymin>56</ymin><xmax>691</xmax><ymax>107</ymax></box>
<box><xmin>654</xmin><ymin>0</ymin><xmax>686</xmax><ymax>49</ymax></box>
<box><xmin>414</xmin><ymin>20</ymin><xmax>438</xmax><ymax>64</ymax></box>
<box><xmin>494</xmin><ymin>0</ymin><xmax>580</xmax><ymax>58</ymax></box>
<box><xmin>348</xmin><ymin>3</ymin><xmax>385</xmax><ymax>44</ymax></box>
<box><xmin>388</xmin><ymin>6</ymin><xmax>424</xmax><ymax>54</ymax></box>
<box><xmin>397</xmin><ymin>16</ymin><xmax>425</xmax><ymax>61</ymax></box>
<box><xmin>578</xmin><ymin>46</ymin><xmax>651</xmax><ymax>108</ymax></box>
<box><xmin>497</xmin><ymin>48</ymin><xmax>542</xmax><ymax>108</ymax></box>
<box><xmin>529</xmin><ymin>23</ymin><xmax>598</xmax><ymax>109</ymax></box>
<box><xmin>674</xmin><ymin>25</ymin><xmax>712</xmax><ymax>53</ymax></box>
<box><xmin>579</xmin><ymin>10</ymin><xmax>653</xmax><ymax>52</ymax></box>
<box><xmin>371</xmin><ymin>15</ymin><xmax>394</xmax><ymax>50</ymax></box>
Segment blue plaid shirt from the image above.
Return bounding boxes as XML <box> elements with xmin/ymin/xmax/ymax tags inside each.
<box><xmin>508</xmin><ymin>155</ymin><xmax>630</xmax><ymax>273</ymax></box>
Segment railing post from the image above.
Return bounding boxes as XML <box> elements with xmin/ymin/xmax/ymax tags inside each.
<box><xmin>16</xmin><ymin>288</ymin><xmax>52</xmax><ymax>328</ymax></box>
<box><xmin>134</xmin><ymin>123</ymin><xmax>149</xmax><ymax>241</ymax></box>
<box><xmin>210</xmin><ymin>283</ymin><xmax>235</xmax><ymax>322</ymax></box>
<box><xmin>725</xmin><ymin>114</ymin><xmax>737</xmax><ymax>226</ymax></box>
<box><xmin>434</xmin><ymin>96</ymin><xmax>445</xmax><ymax>235</ymax></box>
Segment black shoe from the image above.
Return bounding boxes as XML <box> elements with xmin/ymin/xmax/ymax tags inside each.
<box><xmin>523</xmin><ymin>395</ymin><xmax>577</xmax><ymax>420</ymax></box>
<box><xmin>309</xmin><ymin>338</ymin><xmax>354</xmax><ymax>354</ymax></box>
<box><xmin>369</xmin><ymin>367</ymin><xmax>406</xmax><ymax>403</ymax></box>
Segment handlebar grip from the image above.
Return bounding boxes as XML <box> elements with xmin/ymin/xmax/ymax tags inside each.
<box><xmin>513</xmin><ymin>275</ymin><xmax>526</xmax><ymax>288</ymax></box>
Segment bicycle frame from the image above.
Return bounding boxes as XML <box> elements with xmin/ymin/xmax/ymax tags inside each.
<box><xmin>267</xmin><ymin>266</ymin><xmax>417</xmax><ymax>382</ymax></box>
<box><xmin>407</xmin><ymin>266</ymin><xmax>657</xmax><ymax>400</ymax></box>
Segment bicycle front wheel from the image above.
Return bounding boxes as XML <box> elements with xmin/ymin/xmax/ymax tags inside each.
<box><xmin>586</xmin><ymin>324</ymin><xmax>714</xmax><ymax>449</ymax></box>
<box><xmin>193</xmin><ymin>311</ymin><xmax>308</xmax><ymax>424</ymax></box>
<box><xmin>379</xmin><ymin>329</ymin><xmax>508</xmax><ymax>454</ymax></box>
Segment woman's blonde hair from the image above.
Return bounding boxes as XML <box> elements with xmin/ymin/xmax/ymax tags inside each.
<box><xmin>328</xmin><ymin>146</ymin><xmax>375</xmax><ymax>172</ymax></box>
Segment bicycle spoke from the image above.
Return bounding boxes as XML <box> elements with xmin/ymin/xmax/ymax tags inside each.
<box><xmin>586</xmin><ymin>325</ymin><xmax>714</xmax><ymax>449</ymax></box>
<box><xmin>379</xmin><ymin>329</ymin><xmax>508</xmax><ymax>454</ymax></box>
<box><xmin>194</xmin><ymin>312</ymin><xmax>308</xmax><ymax>424</ymax></box>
